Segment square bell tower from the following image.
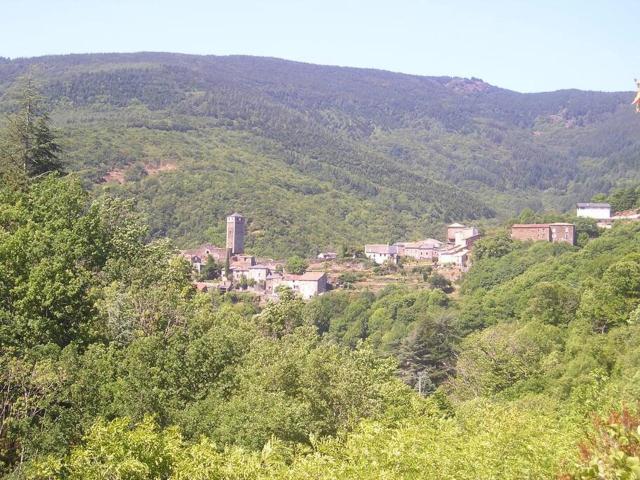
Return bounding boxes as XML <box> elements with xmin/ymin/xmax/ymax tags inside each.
<box><xmin>226</xmin><ymin>213</ymin><xmax>245</xmax><ymax>254</ymax></box>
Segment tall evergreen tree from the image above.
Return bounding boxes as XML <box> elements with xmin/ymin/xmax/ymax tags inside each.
<box><xmin>398</xmin><ymin>314</ymin><xmax>458</xmax><ymax>391</ymax></box>
<box><xmin>0</xmin><ymin>76</ymin><xmax>62</xmax><ymax>182</ymax></box>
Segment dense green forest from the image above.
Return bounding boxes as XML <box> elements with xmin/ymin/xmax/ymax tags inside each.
<box><xmin>2</xmin><ymin>56</ymin><xmax>640</xmax><ymax>478</ymax></box>
<box><xmin>1</xmin><ymin>53</ymin><xmax>640</xmax><ymax>256</ymax></box>
<box><xmin>1</xmin><ymin>173</ymin><xmax>640</xmax><ymax>478</ymax></box>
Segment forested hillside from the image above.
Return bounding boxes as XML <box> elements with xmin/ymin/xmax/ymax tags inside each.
<box><xmin>0</xmin><ymin>53</ymin><xmax>639</xmax><ymax>256</ymax></box>
<box><xmin>1</xmin><ymin>81</ymin><xmax>640</xmax><ymax>477</ymax></box>
<box><xmin>1</xmin><ymin>174</ymin><xmax>640</xmax><ymax>478</ymax></box>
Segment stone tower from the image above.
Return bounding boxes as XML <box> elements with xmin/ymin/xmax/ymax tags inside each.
<box><xmin>226</xmin><ymin>213</ymin><xmax>245</xmax><ymax>254</ymax></box>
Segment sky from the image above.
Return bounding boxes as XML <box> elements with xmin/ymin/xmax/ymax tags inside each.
<box><xmin>0</xmin><ymin>0</ymin><xmax>637</xmax><ymax>93</ymax></box>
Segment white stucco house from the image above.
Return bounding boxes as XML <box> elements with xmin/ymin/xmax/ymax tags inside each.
<box><xmin>576</xmin><ymin>203</ymin><xmax>611</xmax><ymax>220</ymax></box>
<box><xmin>438</xmin><ymin>247</ymin><xmax>470</xmax><ymax>269</ymax></box>
<box><xmin>266</xmin><ymin>271</ymin><xmax>328</xmax><ymax>299</ymax></box>
<box><xmin>364</xmin><ymin>244</ymin><xmax>399</xmax><ymax>265</ymax></box>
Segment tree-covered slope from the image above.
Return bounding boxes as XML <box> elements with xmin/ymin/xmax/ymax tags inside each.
<box><xmin>1</xmin><ymin>52</ymin><xmax>639</xmax><ymax>256</ymax></box>
<box><xmin>3</xmin><ymin>175</ymin><xmax>640</xmax><ymax>479</ymax></box>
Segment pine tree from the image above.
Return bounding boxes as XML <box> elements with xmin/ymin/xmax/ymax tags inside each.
<box><xmin>398</xmin><ymin>314</ymin><xmax>458</xmax><ymax>391</ymax></box>
<box><xmin>0</xmin><ymin>76</ymin><xmax>62</xmax><ymax>183</ymax></box>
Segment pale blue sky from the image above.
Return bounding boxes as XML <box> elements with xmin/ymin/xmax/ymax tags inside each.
<box><xmin>1</xmin><ymin>0</ymin><xmax>636</xmax><ymax>92</ymax></box>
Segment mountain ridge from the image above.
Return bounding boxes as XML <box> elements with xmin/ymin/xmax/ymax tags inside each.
<box><xmin>2</xmin><ymin>51</ymin><xmax>632</xmax><ymax>95</ymax></box>
<box><xmin>0</xmin><ymin>52</ymin><xmax>638</xmax><ymax>256</ymax></box>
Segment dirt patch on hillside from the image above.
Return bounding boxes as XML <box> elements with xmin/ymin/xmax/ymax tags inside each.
<box><xmin>102</xmin><ymin>169</ymin><xmax>125</xmax><ymax>184</ymax></box>
<box><xmin>101</xmin><ymin>161</ymin><xmax>177</xmax><ymax>184</ymax></box>
<box><xmin>145</xmin><ymin>162</ymin><xmax>177</xmax><ymax>175</ymax></box>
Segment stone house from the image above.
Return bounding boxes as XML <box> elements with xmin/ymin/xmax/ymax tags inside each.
<box><xmin>229</xmin><ymin>267</ymin><xmax>250</xmax><ymax>282</ymax></box>
<box><xmin>511</xmin><ymin>223</ymin><xmax>576</xmax><ymax>245</ymax></box>
<box><xmin>285</xmin><ymin>271</ymin><xmax>328</xmax><ymax>299</ymax></box>
<box><xmin>232</xmin><ymin>254</ymin><xmax>256</xmax><ymax>268</ymax></box>
<box><xmin>550</xmin><ymin>223</ymin><xmax>576</xmax><ymax>244</ymax></box>
<box><xmin>248</xmin><ymin>265</ymin><xmax>271</xmax><ymax>283</ymax></box>
<box><xmin>447</xmin><ymin>223</ymin><xmax>467</xmax><ymax>243</ymax></box>
<box><xmin>398</xmin><ymin>239</ymin><xmax>443</xmax><ymax>261</ymax></box>
<box><xmin>180</xmin><ymin>243</ymin><xmax>229</xmax><ymax>273</ymax></box>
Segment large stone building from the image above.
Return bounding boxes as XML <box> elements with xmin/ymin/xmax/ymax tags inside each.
<box><xmin>226</xmin><ymin>213</ymin><xmax>245</xmax><ymax>255</ymax></box>
<box><xmin>511</xmin><ymin>223</ymin><xmax>576</xmax><ymax>245</ymax></box>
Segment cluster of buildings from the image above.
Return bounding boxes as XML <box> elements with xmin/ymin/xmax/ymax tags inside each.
<box><xmin>364</xmin><ymin>223</ymin><xmax>481</xmax><ymax>270</ymax></box>
<box><xmin>509</xmin><ymin>202</ymin><xmax>640</xmax><ymax>246</ymax></box>
<box><xmin>180</xmin><ymin>199</ymin><xmax>640</xmax><ymax>302</ymax></box>
<box><xmin>181</xmin><ymin>213</ymin><xmax>327</xmax><ymax>299</ymax></box>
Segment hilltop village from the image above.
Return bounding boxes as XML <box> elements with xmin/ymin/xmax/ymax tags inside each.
<box><xmin>180</xmin><ymin>202</ymin><xmax>640</xmax><ymax>302</ymax></box>
<box><xmin>179</xmin><ymin>213</ymin><xmax>481</xmax><ymax>300</ymax></box>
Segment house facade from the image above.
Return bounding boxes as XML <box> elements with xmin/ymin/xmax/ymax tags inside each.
<box><xmin>453</xmin><ymin>227</ymin><xmax>481</xmax><ymax>248</ymax></box>
<box><xmin>438</xmin><ymin>247</ymin><xmax>470</xmax><ymax>269</ymax></box>
<box><xmin>511</xmin><ymin>223</ymin><xmax>576</xmax><ymax>245</ymax></box>
<box><xmin>266</xmin><ymin>271</ymin><xmax>328</xmax><ymax>299</ymax></box>
<box><xmin>285</xmin><ymin>271</ymin><xmax>328</xmax><ymax>299</ymax></box>
<box><xmin>576</xmin><ymin>203</ymin><xmax>611</xmax><ymax>220</ymax></box>
<box><xmin>180</xmin><ymin>243</ymin><xmax>229</xmax><ymax>272</ymax></box>
<box><xmin>365</xmin><ymin>244</ymin><xmax>398</xmax><ymax>264</ymax></box>
<box><xmin>399</xmin><ymin>239</ymin><xmax>443</xmax><ymax>260</ymax></box>
<box><xmin>511</xmin><ymin>224</ymin><xmax>552</xmax><ymax>242</ymax></box>
<box><xmin>447</xmin><ymin>223</ymin><xmax>468</xmax><ymax>243</ymax></box>
<box><xmin>550</xmin><ymin>223</ymin><xmax>576</xmax><ymax>244</ymax></box>
<box><xmin>248</xmin><ymin>265</ymin><xmax>270</xmax><ymax>282</ymax></box>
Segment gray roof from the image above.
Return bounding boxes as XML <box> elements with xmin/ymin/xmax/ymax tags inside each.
<box><xmin>228</xmin><ymin>212</ymin><xmax>244</xmax><ymax>218</ymax></box>
<box><xmin>365</xmin><ymin>244</ymin><xmax>398</xmax><ymax>255</ymax></box>
<box><xmin>576</xmin><ymin>203</ymin><xmax>610</xmax><ymax>208</ymax></box>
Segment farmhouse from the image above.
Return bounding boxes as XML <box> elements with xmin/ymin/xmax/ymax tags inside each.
<box><xmin>550</xmin><ymin>223</ymin><xmax>576</xmax><ymax>244</ymax></box>
<box><xmin>365</xmin><ymin>244</ymin><xmax>398</xmax><ymax>264</ymax></box>
<box><xmin>576</xmin><ymin>203</ymin><xmax>611</xmax><ymax>220</ymax></box>
<box><xmin>511</xmin><ymin>223</ymin><xmax>576</xmax><ymax>245</ymax></box>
